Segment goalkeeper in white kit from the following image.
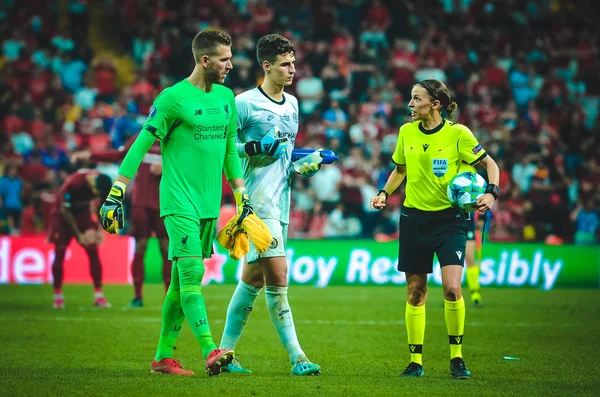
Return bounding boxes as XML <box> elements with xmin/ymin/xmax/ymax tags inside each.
<box><xmin>219</xmin><ymin>34</ymin><xmax>321</xmax><ymax>375</ymax></box>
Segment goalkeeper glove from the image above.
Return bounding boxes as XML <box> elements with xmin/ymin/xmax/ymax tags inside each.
<box><xmin>244</xmin><ymin>126</ymin><xmax>288</xmax><ymax>159</ymax></box>
<box><xmin>233</xmin><ymin>187</ymin><xmax>254</xmax><ymax>223</ymax></box>
<box><xmin>99</xmin><ymin>181</ymin><xmax>126</xmax><ymax>234</ymax></box>
<box><xmin>292</xmin><ymin>149</ymin><xmax>323</xmax><ymax>177</ymax></box>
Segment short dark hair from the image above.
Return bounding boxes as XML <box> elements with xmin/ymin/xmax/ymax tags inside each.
<box><xmin>256</xmin><ymin>34</ymin><xmax>295</xmax><ymax>67</ymax></box>
<box><xmin>192</xmin><ymin>29</ymin><xmax>232</xmax><ymax>63</ymax></box>
<box><xmin>95</xmin><ymin>174</ymin><xmax>112</xmax><ymax>199</ymax></box>
<box><xmin>416</xmin><ymin>79</ymin><xmax>458</xmax><ymax>119</ymax></box>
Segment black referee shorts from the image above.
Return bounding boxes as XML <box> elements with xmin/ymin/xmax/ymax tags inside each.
<box><xmin>466</xmin><ymin>213</ymin><xmax>476</xmax><ymax>241</ymax></box>
<box><xmin>398</xmin><ymin>207</ymin><xmax>468</xmax><ymax>274</ymax></box>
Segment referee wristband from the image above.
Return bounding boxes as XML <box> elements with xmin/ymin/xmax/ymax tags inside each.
<box><xmin>378</xmin><ymin>189</ymin><xmax>389</xmax><ymax>200</ymax></box>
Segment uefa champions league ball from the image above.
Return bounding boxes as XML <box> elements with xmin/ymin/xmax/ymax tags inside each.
<box><xmin>447</xmin><ymin>172</ymin><xmax>487</xmax><ymax>212</ymax></box>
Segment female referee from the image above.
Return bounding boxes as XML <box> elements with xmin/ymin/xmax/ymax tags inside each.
<box><xmin>371</xmin><ymin>79</ymin><xmax>500</xmax><ymax>379</ymax></box>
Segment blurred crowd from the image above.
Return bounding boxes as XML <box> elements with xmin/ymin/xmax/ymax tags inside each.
<box><xmin>1</xmin><ymin>0</ymin><xmax>599</xmax><ymax>245</ymax></box>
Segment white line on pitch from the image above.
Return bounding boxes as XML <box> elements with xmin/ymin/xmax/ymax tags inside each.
<box><xmin>0</xmin><ymin>316</ymin><xmax>574</xmax><ymax>328</ymax></box>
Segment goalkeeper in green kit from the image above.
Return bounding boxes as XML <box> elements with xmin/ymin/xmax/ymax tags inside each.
<box><xmin>99</xmin><ymin>29</ymin><xmax>256</xmax><ymax>376</ymax></box>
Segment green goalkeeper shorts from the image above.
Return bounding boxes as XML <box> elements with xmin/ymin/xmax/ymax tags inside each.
<box><xmin>163</xmin><ymin>215</ymin><xmax>216</xmax><ymax>260</ymax></box>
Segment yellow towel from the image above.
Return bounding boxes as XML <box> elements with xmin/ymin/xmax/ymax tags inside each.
<box><xmin>216</xmin><ymin>215</ymin><xmax>239</xmax><ymax>249</ymax></box>
<box><xmin>241</xmin><ymin>214</ymin><xmax>272</xmax><ymax>253</ymax></box>
<box><xmin>229</xmin><ymin>228</ymin><xmax>250</xmax><ymax>260</ymax></box>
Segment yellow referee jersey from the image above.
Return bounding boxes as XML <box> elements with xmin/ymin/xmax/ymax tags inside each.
<box><xmin>392</xmin><ymin>119</ymin><xmax>487</xmax><ymax>211</ymax></box>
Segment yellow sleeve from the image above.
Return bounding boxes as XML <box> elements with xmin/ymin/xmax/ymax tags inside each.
<box><xmin>391</xmin><ymin>125</ymin><xmax>406</xmax><ymax>165</ymax></box>
<box><xmin>457</xmin><ymin>124</ymin><xmax>487</xmax><ymax>166</ymax></box>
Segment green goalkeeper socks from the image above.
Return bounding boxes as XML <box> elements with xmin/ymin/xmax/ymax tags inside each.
<box><xmin>177</xmin><ymin>257</ymin><xmax>217</xmax><ymax>359</ymax></box>
<box><xmin>155</xmin><ymin>258</ymin><xmax>217</xmax><ymax>361</ymax></box>
<box><xmin>155</xmin><ymin>287</ymin><xmax>185</xmax><ymax>362</ymax></box>
<box><xmin>155</xmin><ymin>260</ymin><xmax>184</xmax><ymax>362</ymax></box>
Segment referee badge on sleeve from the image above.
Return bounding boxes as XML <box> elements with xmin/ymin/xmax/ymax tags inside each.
<box><xmin>432</xmin><ymin>158</ymin><xmax>448</xmax><ymax>177</ymax></box>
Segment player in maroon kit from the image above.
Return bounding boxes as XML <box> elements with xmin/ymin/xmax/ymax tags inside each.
<box><xmin>49</xmin><ymin>169</ymin><xmax>112</xmax><ymax>309</ymax></box>
<box><xmin>71</xmin><ymin>136</ymin><xmax>170</xmax><ymax>307</ymax></box>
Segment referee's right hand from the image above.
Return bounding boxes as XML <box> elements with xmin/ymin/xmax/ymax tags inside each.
<box><xmin>371</xmin><ymin>192</ymin><xmax>387</xmax><ymax>210</ymax></box>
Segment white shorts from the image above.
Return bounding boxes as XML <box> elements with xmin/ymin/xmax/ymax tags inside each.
<box><xmin>247</xmin><ymin>218</ymin><xmax>288</xmax><ymax>264</ymax></box>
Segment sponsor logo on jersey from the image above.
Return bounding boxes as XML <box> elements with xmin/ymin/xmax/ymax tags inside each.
<box><xmin>293</xmin><ymin>112</ymin><xmax>298</xmax><ymax>123</ymax></box>
<box><xmin>194</xmin><ymin>124</ymin><xmax>228</xmax><ymax>140</ymax></box>
<box><xmin>206</xmin><ymin>107</ymin><xmax>222</xmax><ymax>115</ymax></box>
<box><xmin>472</xmin><ymin>144</ymin><xmax>483</xmax><ymax>154</ymax></box>
<box><xmin>148</xmin><ymin>106</ymin><xmax>157</xmax><ymax>118</ymax></box>
<box><xmin>194</xmin><ymin>109</ymin><xmax>202</xmax><ymax>116</ymax></box>
<box><xmin>432</xmin><ymin>158</ymin><xmax>448</xmax><ymax>177</ymax></box>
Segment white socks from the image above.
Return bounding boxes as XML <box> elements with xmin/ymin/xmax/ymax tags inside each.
<box><xmin>265</xmin><ymin>285</ymin><xmax>304</xmax><ymax>363</ymax></box>
<box><xmin>220</xmin><ymin>282</ymin><xmax>305</xmax><ymax>363</ymax></box>
<box><xmin>220</xmin><ymin>281</ymin><xmax>261</xmax><ymax>350</ymax></box>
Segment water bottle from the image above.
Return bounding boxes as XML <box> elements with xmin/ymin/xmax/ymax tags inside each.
<box><xmin>291</xmin><ymin>149</ymin><xmax>339</xmax><ymax>164</ymax></box>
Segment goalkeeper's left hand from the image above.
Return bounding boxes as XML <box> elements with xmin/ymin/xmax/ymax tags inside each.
<box><xmin>292</xmin><ymin>149</ymin><xmax>323</xmax><ymax>177</ymax></box>
<box><xmin>99</xmin><ymin>181</ymin><xmax>126</xmax><ymax>234</ymax></box>
<box><xmin>233</xmin><ymin>187</ymin><xmax>254</xmax><ymax>223</ymax></box>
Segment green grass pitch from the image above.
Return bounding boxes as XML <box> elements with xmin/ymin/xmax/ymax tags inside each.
<box><xmin>1</xmin><ymin>284</ymin><xmax>599</xmax><ymax>396</ymax></box>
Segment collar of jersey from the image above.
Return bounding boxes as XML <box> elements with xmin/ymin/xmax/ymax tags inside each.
<box><xmin>418</xmin><ymin>119</ymin><xmax>445</xmax><ymax>135</ymax></box>
<box><xmin>257</xmin><ymin>85</ymin><xmax>286</xmax><ymax>105</ymax></box>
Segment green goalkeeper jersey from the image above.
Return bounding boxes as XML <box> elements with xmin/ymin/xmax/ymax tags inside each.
<box><xmin>138</xmin><ymin>79</ymin><xmax>241</xmax><ymax>219</ymax></box>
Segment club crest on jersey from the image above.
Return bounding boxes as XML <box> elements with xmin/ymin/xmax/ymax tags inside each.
<box><xmin>224</xmin><ymin>104</ymin><xmax>229</xmax><ymax>118</ymax></box>
<box><xmin>432</xmin><ymin>158</ymin><xmax>448</xmax><ymax>177</ymax></box>
<box><xmin>148</xmin><ymin>106</ymin><xmax>157</xmax><ymax>118</ymax></box>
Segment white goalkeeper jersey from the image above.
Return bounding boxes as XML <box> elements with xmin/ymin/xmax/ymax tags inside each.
<box><xmin>236</xmin><ymin>86</ymin><xmax>299</xmax><ymax>223</ymax></box>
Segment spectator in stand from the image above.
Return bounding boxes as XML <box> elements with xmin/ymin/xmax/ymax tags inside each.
<box><xmin>305</xmin><ymin>200</ymin><xmax>328</xmax><ymax>239</ymax></box>
<box><xmin>59</xmin><ymin>51</ymin><xmax>88</xmax><ymax>93</ymax></box>
<box><xmin>1</xmin><ymin>1</ymin><xmax>599</xmax><ymax>243</ymax></box>
<box><xmin>570</xmin><ymin>198</ymin><xmax>599</xmax><ymax>246</ymax></box>
<box><xmin>310</xmin><ymin>156</ymin><xmax>342</xmax><ymax>209</ymax></box>
<box><xmin>92</xmin><ymin>56</ymin><xmax>117</xmax><ymax>103</ymax></box>
<box><xmin>322</xmin><ymin>99</ymin><xmax>348</xmax><ymax>141</ymax></box>
<box><xmin>0</xmin><ymin>165</ymin><xmax>24</xmax><ymax>235</ymax></box>
<box><xmin>296</xmin><ymin>65</ymin><xmax>324</xmax><ymax>117</ymax></box>
<box><xmin>40</xmin><ymin>136</ymin><xmax>69</xmax><ymax>171</ymax></box>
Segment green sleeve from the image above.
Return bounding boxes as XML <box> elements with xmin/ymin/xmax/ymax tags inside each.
<box><xmin>118</xmin><ymin>130</ymin><xmax>157</xmax><ymax>179</ymax></box>
<box><xmin>141</xmin><ymin>88</ymin><xmax>177</xmax><ymax>140</ymax></box>
<box><xmin>223</xmin><ymin>95</ymin><xmax>243</xmax><ymax>180</ymax></box>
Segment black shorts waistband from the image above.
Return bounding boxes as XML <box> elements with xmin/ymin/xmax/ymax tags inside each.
<box><xmin>402</xmin><ymin>206</ymin><xmax>461</xmax><ymax>218</ymax></box>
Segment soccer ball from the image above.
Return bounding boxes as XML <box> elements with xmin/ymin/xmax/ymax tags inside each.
<box><xmin>446</xmin><ymin>172</ymin><xmax>487</xmax><ymax>212</ymax></box>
